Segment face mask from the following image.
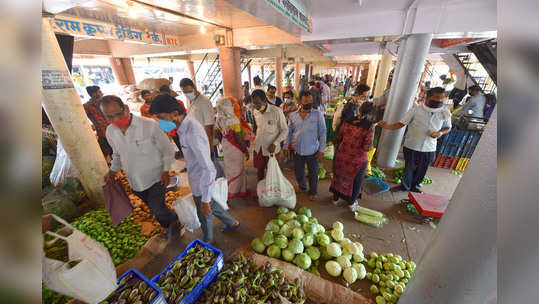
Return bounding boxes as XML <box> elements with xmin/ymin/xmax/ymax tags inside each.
<box><xmin>302</xmin><ymin>103</ymin><xmax>313</xmax><ymax>110</ymax></box>
<box><xmin>267</xmin><ymin>93</ymin><xmax>275</xmax><ymax>99</ymax></box>
<box><xmin>184</xmin><ymin>92</ymin><xmax>196</xmax><ymax>100</ymax></box>
<box><xmin>158</xmin><ymin>119</ymin><xmax>177</xmax><ymax>132</ymax></box>
<box><xmin>109</xmin><ymin>115</ymin><xmax>130</xmax><ymax>128</ymax></box>
<box><xmin>426</xmin><ymin>99</ymin><xmax>443</xmax><ymax>108</ymax></box>
<box><xmin>285</xmin><ymin>98</ymin><xmax>293</xmax><ymax>104</ymax></box>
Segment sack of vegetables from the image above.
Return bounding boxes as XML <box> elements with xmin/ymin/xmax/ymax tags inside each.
<box><xmin>152</xmin><ymin>239</ymin><xmax>223</xmax><ymax>304</ymax></box>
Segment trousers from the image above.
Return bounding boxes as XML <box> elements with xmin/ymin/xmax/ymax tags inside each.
<box><xmin>293</xmin><ymin>152</ymin><xmax>319</xmax><ymax>195</ymax></box>
<box><xmin>193</xmin><ymin>195</ymin><xmax>236</xmax><ymax>242</ymax></box>
<box><xmin>402</xmin><ymin>147</ymin><xmax>435</xmax><ymax>191</ymax></box>
<box><xmin>133</xmin><ymin>182</ymin><xmax>177</xmax><ymax>228</ymax></box>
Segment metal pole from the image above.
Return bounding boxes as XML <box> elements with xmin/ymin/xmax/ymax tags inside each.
<box><xmin>398</xmin><ymin>108</ymin><xmax>497</xmax><ymax>304</ymax></box>
<box><xmin>41</xmin><ymin>18</ymin><xmax>108</xmax><ymax>206</ymax></box>
<box><xmin>377</xmin><ymin>33</ymin><xmax>433</xmax><ymax>167</ymax></box>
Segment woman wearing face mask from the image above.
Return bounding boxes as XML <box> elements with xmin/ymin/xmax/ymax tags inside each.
<box><xmin>330</xmin><ymin>102</ymin><xmax>377</xmax><ymax>210</ymax></box>
<box><xmin>332</xmin><ymin>84</ymin><xmax>370</xmax><ymax>132</ymax></box>
<box><xmin>379</xmin><ymin>87</ymin><xmax>452</xmax><ymax>193</ymax></box>
<box><xmin>281</xmin><ymin>90</ymin><xmax>298</xmax><ymax>120</ymax></box>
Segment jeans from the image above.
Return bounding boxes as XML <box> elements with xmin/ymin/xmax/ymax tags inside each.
<box><xmin>293</xmin><ymin>152</ymin><xmax>319</xmax><ymax>195</ymax></box>
<box><xmin>332</xmin><ymin>161</ymin><xmax>368</xmax><ymax>205</ymax></box>
<box><xmin>133</xmin><ymin>182</ymin><xmax>177</xmax><ymax>228</ymax></box>
<box><xmin>193</xmin><ymin>196</ymin><xmax>236</xmax><ymax>242</ymax></box>
<box><xmin>402</xmin><ymin>147</ymin><xmax>436</xmax><ymax>191</ymax></box>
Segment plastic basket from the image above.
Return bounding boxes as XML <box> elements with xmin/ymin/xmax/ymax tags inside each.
<box><xmin>362</xmin><ymin>176</ymin><xmax>390</xmax><ymax>195</ymax></box>
<box><xmin>100</xmin><ymin>268</ymin><xmax>166</xmax><ymax>304</ymax></box>
<box><xmin>151</xmin><ymin>239</ymin><xmax>224</xmax><ymax>304</ymax></box>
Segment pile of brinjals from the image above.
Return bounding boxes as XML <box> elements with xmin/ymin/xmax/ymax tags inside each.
<box><xmin>101</xmin><ymin>272</ymin><xmax>158</xmax><ymax>304</ymax></box>
<box><xmin>196</xmin><ymin>254</ymin><xmax>306</xmax><ymax>304</ymax></box>
<box><xmin>155</xmin><ymin>244</ymin><xmax>216</xmax><ymax>303</ymax></box>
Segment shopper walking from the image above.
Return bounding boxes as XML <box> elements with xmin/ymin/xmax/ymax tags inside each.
<box><xmin>150</xmin><ymin>94</ymin><xmax>240</xmax><ymax>244</ymax></box>
<box><xmin>284</xmin><ymin>91</ymin><xmax>327</xmax><ymax>201</ymax></box>
<box><xmin>83</xmin><ymin>85</ymin><xmax>112</xmax><ymax>159</ymax></box>
<box><xmin>101</xmin><ymin>95</ymin><xmax>180</xmax><ymax>240</ymax></box>
<box><xmin>179</xmin><ymin>78</ymin><xmax>224</xmax><ymax>178</ymax></box>
<box><xmin>281</xmin><ymin>91</ymin><xmax>298</xmax><ymax>120</ymax></box>
<box><xmin>330</xmin><ymin>102</ymin><xmax>376</xmax><ymax>210</ymax></box>
<box><xmin>251</xmin><ymin>89</ymin><xmax>289</xmax><ymax>181</ymax></box>
<box><xmin>215</xmin><ymin>97</ymin><xmax>250</xmax><ymax>200</ymax></box>
<box><xmin>267</xmin><ymin>85</ymin><xmax>283</xmax><ymax>107</ymax></box>
<box><xmin>379</xmin><ymin>87</ymin><xmax>452</xmax><ymax>193</ymax></box>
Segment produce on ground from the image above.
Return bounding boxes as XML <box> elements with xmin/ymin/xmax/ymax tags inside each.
<box><xmin>354</xmin><ymin>206</ymin><xmax>388</xmax><ymax>228</ymax></box>
<box><xmin>42</xmin><ymin>157</ymin><xmax>55</xmax><ymax>188</ymax></box>
<box><xmin>393</xmin><ymin>167</ymin><xmax>432</xmax><ymax>187</ymax></box>
<box><xmin>71</xmin><ymin>209</ymin><xmax>149</xmax><ymax>266</ymax></box>
<box><xmin>364</xmin><ymin>252</ymin><xmax>416</xmax><ymax>303</ymax></box>
<box><xmin>197</xmin><ymin>254</ymin><xmax>306</xmax><ymax>304</ymax></box>
<box><xmin>155</xmin><ymin>244</ymin><xmax>216</xmax><ymax>303</ymax></box>
<box><xmin>367</xmin><ymin>166</ymin><xmax>386</xmax><ymax>181</ymax></box>
<box><xmin>42</xmin><ymin>284</ymin><xmax>71</xmax><ymax>304</ymax></box>
<box><xmin>101</xmin><ymin>272</ymin><xmax>159</xmax><ymax>304</ymax></box>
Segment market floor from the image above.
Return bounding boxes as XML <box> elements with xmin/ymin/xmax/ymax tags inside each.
<box><xmin>139</xmin><ymin>157</ymin><xmax>462</xmax><ymax>285</ymax></box>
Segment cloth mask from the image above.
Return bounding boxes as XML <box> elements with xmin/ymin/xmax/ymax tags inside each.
<box><xmin>302</xmin><ymin>103</ymin><xmax>313</xmax><ymax>110</ymax></box>
<box><xmin>426</xmin><ymin>99</ymin><xmax>443</xmax><ymax>108</ymax></box>
<box><xmin>184</xmin><ymin>92</ymin><xmax>196</xmax><ymax>100</ymax></box>
<box><xmin>109</xmin><ymin>116</ymin><xmax>130</xmax><ymax>128</ymax></box>
<box><xmin>158</xmin><ymin>119</ymin><xmax>177</xmax><ymax>132</ymax></box>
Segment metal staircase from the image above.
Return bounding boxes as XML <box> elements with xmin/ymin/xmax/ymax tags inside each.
<box><xmin>454</xmin><ymin>53</ymin><xmax>497</xmax><ymax>95</ymax></box>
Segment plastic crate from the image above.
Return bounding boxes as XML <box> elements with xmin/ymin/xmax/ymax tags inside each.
<box><xmin>100</xmin><ymin>268</ymin><xmax>166</xmax><ymax>304</ymax></box>
<box><xmin>363</xmin><ymin>176</ymin><xmax>390</xmax><ymax>196</ymax></box>
<box><xmin>151</xmin><ymin>239</ymin><xmax>224</xmax><ymax>304</ymax></box>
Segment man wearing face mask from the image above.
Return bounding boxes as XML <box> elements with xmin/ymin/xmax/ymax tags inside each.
<box><xmin>149</xmin><ymin>94</ymin><xmax>240</xmax><ymax>244</ymax></box>
<box><xmin>332</xmin><ymin>84</ymin><xmax>370</xmax><ymax>132</ymax></box>
<box><xmin>84</xmin><ymin>85</ymin><xmax>112</xmax><ymax>159</ymax></box>
<box><xmin>101</xmin><ymin>95</ymin><xmax>180</xmax><ymax>240</ymax></box>
<box><xmin>284</xmin><ymin>91</ymin><xmax>327</xmax><ymax>201</ymax></box>
<box><xmin>251</xmin><ymin>89</ymin><xmax>289</xmax><ymax>181</ymax></box>
<box><xmin>378</xmin><ymin>87</ymin><xmax>452</xmax><ymax>193</ymax></box>
<box><xmin>266</xmin><ymin>85</ymin><xmax>283</xmax><ymax>107</ymax></box>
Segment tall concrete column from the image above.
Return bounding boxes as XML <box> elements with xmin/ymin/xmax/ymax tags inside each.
<box><xmin>219</xmin><ymin>46</ymin><xmax>242</xmax><ymax>101</ymax></box>
<box><xmin>304</xmin><ymin>64</ymin><xmax>310</xmax><ymax>83</ymax></box>
<box><xmin>309</xmin><ymin>65</ymin><xmax>314</xmax><ymax>80</ymax></box>
<box><xmin>294</xmin><ymin>59</ymin><xmax>301</xmax><ymax>93</ymax></box>
<box><xmin>378</xmin><ymin>33</ymin><xmax>433</xmax><ymax>167</ymax></box>
<box><xmin>275</xmin><ymin>57</ymin><xmax>283</xmax><ymax>98</ymax></box>
<box><xmin>247</xmin><ymin>64</ymin><xmax>252</xmax><ymax>89</ymax></box>
<box><xmin>373</xmin><ymin>53</ymin><xmax>393</xmax><ymax>98</ymax></box>
<box><xmin>260</xmin><ymin>65</ymin><xmax>265</xmax><ymax>81</ymax></box>
<box><xmin>366</xmin><ymin>60</ymin><xmax>378</xmax><ymax>91</ymax></box>
<box><xmin>109</xmin><ymin>57</ymin><xmax>136</xmax><ymax>86</ymax></box>
<box><xmin>399</xmin><ymin>109</ymin><xmax>497</xmax><ymax>304</ymax></box>
<box><xmin>186</xmin><ymin>60</ymin><xmax>197</xmax><ymax>88</ymax></box>
<box><xmin>42</xmin><ymin>18</ymin><xmax>108</xmax><ymax>206</ymax></box>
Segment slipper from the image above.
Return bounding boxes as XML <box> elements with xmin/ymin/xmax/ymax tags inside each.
<box><xmin>221</xmin><ymin>222</ymin><xmax>240</xmax><ymax>232</ymax></box>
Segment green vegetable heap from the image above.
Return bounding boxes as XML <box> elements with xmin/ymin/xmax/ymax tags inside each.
<box><xmin>367</xmin><ymin>166</ymin><xmax>386</xmax><ymax>181</ymax></box>
<box><xmin>71</xmin><ymin>208</ymin><xmax>149</xmax><ymax>266</ymax></box>
<box><xmin>42</xmin><ymin>284</ymin><xmax>71</xmax><ymax>304</ymax></box>
<box><xmin>365</xmin><ymin>252</ymin><xmax>416</xmax><ymax>304</ymax></box>
<box><xmin>393</xmin><ymin>167</ymin><xmax>432</xmax><ymax>187</ymax></box>
<box><xmin>197</xmin><ymin>255</ymin><xmax>306</xmax><ymax>304</ymax></box>
<box><xmin>155</xmin><ymin>244</ymin><xmax>216</xmax><ymax>303</ymax></box>
<box><xmin>102</xmin><ymin>272</ymin><xmax>159</xmax><ymax>304</ymax></box>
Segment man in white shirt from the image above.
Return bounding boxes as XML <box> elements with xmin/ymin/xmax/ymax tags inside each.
<box><xmin>460</xmin><ymin>85</ymin><xmax>486</xmax><ymax>118</ymax></box>
<box><xmin>101</xmin><ymin>95</ymin><xmax>180</xmax><ymax>240</ymax></box>
<box><xmin>251</xmin><ymin>89</ymin><xmax>289</xmax><ymax>181</ymax></box>
<box><xmin>179</xmin><ymin>78</ymin><xmax>224</xmax><ymax>178</ymax></box>
<box><xmin>378</xmin><ymin>87</ymin><xmax>452</xmax><ymax>193</ymax></box>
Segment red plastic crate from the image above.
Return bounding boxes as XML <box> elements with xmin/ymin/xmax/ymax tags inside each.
<box><xmin>408</xmin><ymin>192</ymin><xmax>450</xmax><ymax>218</ymax></box>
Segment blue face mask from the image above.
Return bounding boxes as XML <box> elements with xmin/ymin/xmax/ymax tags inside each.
<box><xmin>158</xmin><ymin>119</ymin><xmax>177</xmax><ymax>132</ymax></box>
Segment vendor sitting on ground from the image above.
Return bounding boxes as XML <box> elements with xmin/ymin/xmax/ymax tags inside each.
<box><xmin>150</xmin><ymin>94</ymin><xmax>240</xmax><ymax>245</ymax></box>
<box><xmin>101</xmin><ymin>95</ymin><xmax>180</xmax><ymax>241</ymax></box>
<box><xmin>378</xmin><ymin>87</ymin><xmax>452</xmax><ymax>193</ymax></box>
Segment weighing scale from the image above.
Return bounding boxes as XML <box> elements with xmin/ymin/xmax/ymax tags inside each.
<box><xmin>408</xmin><ymin>192</ymin><xmax>450</xmax><ymax>218</ymax></box>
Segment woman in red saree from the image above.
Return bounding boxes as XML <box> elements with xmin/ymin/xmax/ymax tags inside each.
<box><xmin>330</xmin><ymin>102</ymin><xmax>377</xmax><ymax>210</ymax></box>
<box><xmin>216</xmin><ymin>97</ymin><xmax>253</xmax><ymax>199</ymax></box>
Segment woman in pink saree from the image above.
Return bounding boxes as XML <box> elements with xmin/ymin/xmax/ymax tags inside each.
<box><xmin>216</xmin><ymin>97</ymin><xmax>252</xmax><ymax>200</ymax></box>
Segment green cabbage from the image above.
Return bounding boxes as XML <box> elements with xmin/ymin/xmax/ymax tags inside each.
<box><xmin>319</xmin><ymin>246</ymin><xmax>332</xmax><ymax>260</ymax></box>
<box><xmin>353</xmin><ymin>251</ymin><xmax>365</xmax><ymax>263</ymax></box>
<box><xmin>267</xmin><ymin>244</ymin><xmax>281</xmax><ymax>258</ymax></box>
<box><xmin>282</xmin><ymin>248</ymin><xmax>295</xmax><ymax>261</ymax></box>
<box><xmin>287</xmin><ymin>219</ymin><xmax>301</xmax><ymax>228</ymax></box>
<box><xmin>303</xmin><ymin>222</ymin><xmax>318</xmax><ymax>235</ymax></box>
<box><xmin>298</xmin><ymin>207</ymin><xmax>312</xmax><ymax>217</ymax></box>
<box><xmin>297</xmin><ymin>214</ymin><xmax>309</xmax><ymax>224</ymax></box>
<box><xmin>343</xmin><ymin>267</ymin><xmax>358</xmax><ymax>284</ymax></box>
<box><xmin>317</xmin><ymin>224</ymin><xmax>325</xmax><ymax>233</ymax></box>
<box><xmin>336</xmin><ymin>256</ymin><xmax>352</xmax><ymax>269</ymax></box>
<box><xmin>294</xmin><ymin>253</ymin><xmax>312</xmax><ymax>270</ymax></box>
<box><xmin>332</xmin><ymin>221</ymin><xmax>344</xmax><ymax>231</ymax></box>
<box><xmin>325</xmin><ymin>260</ymin><xmax>342</xmax><ymax>277</ymax></box>
<box><xmin>277</xmin><ymin>207</ymin><xmax>289</xmax><ymax>215</ymax></box>
<box><xmin>286</xmin><ymin>211</ymin><xmax>297</xmax><ymax>220</ymax></box>
<box><xmin>331</xmin><ymin>229</ymin><xmax>344</xmax><ymax>242</ymax></box>
<box><xmin>251</xmin><ymin>238</ymin><xmax>266</xmax><ymax>253</ymax></box>
<box><xmin>292</xmin><ymin>227</ymin><xmax>304</xmax><ymax>240</ymax></box>
<box><xmin>262</xmin><ymin>231</ymin><xmax>275</xmax><ymax>246</ymax></box>
<box><xmin>280</xmin><ymin>223</ymin><xmax>293</xmax><ymax>238</ymax></box>
<box><xmin>288</xmin><ymin>239</ymin><xmax>304</xmax><ymax>254</ymax></box>
<box><xmin>370</xmin><ymin>284</ymin><xmax>379</xmax><ymax>294</ymax></box>
<box><xmin>275</xmin><ymin>234</ymin><xmax>288</xmax><ymax>249</ymax></box>
<box><xmin>376</xmin><ymin>295</ymin><xmax>386</xmax><ymax>304</ymax></box>
<box><xmin>265</xmin><ymin>222</ymin><xmax>281</xmax><ymax>233</ymax></box>
<box><xmin>353</xmin><ymin>263</ymin><xmax>367</xmax><ymax>279</ymax></box>
<box><xmin>302</xmin><ymin>234</ymin><xmax>314</xmax><ymax>247</ymax></box>
<box><xmin>306</xmin><ymin>246</ymin><xmax>320</xmax><ymax>260</ymax></box>
<box><xmin>343</xmin><ymin>242</ymin><xmax>359</xmax><ymax>255</ymax></box>
<box><xmin>327</xmin><ymin>242</ymin><xmax>342</xmax><ymax>257</ymax></box>
<box><xmin>316</xmin><ymin>233</ymin><xmax>331</xmax><ymax>247</ymax></box>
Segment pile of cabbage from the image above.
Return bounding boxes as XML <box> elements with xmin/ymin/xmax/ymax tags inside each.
<box><xmin>364</xmin><ymin>252</ymin><xmax>416</xmax><ymax>304</ymax></box>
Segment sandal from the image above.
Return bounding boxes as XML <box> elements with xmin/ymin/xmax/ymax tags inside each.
<box><xmin>348</xmin><ymin>201</ymin><xmax>360</xmax><ymax>211</ymax></box>
<box><xmin>221</xmin><ymin>222</ymin><xmax>240</xmax><ymax>232</ymax></box>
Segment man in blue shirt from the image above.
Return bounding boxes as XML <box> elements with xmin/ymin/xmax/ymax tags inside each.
<box><xmin>379</xmin><ymin>87</ymin><xmax>452</xmax><ymax>193</ymax></box>
<box><xmin>284</xmin><ymin>91</ymin><xmax>327</xmax><ymax>201</ymax></box>
<box><xmin>150</xmin><ymin>95</ymin><xmax>239</xmax><ymax>244</ymax></box>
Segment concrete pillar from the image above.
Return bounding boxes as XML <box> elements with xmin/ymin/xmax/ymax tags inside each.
<box><xmin>260</xmin><ymin>65</ymin><xmax>264</xmax><ymax>81</ymax></box>
<box><xmin>373</xmin><ymin>53</ymin><xmax>393</xmax><ymax>98</ymax></box>
<box><xmin>309</xmin><ymin>65</ymin><xmax>314</xmax><ymax>80</ymax></box>
<box><xmin>186</xmin><ymin>60</ymin><xmax>197</xmax><ymax>88</ymax></box>
<box><xmin>399</xmin><ymin>108</ymin><xmax>497</xmax><ymax>304</ymax></box>
<box><xmin>378</xmin><ymin>33</ymin><xmax>433</xmax><ymax>167</ymax></box>
<box><xmin>41</xmin><ymin>18</ymin><xmax>108</xmax><ymax>206</ymax></box>
<box><xmin>247</xmin><ymin>64</ymin><xmax>252</xmax><ymax>89</ymax></box>
<box><xmin>294</xmin><ymin>59</ymin><xmax>301</xmax><ymax>93</ymax></box>
<box><xmin>366</xmin><ymin>60</ymin><xmax>378</xmax><ymax>92</ymax></box>
<box><xmin>109</xmin><ymin>57</ymin><xmax>136</xmax><ymax>86</ymax></box>
<box><xmin>218</xmin><ymin>46</ymin><xmax>242</xmax><ymax>101</ymax></box>
<box><xmin>275</xmin><ymin>57</ymin><xmax>283</xmax><ymax>98</ymax></box>
<box><xmin>304</xmin><ymin>64</ymin><xmax>310</xmax><ymax>83</ymax></box>
<box><xmin>359</xmin><ymin>64</ymin><xmax>367</xmax><ymax>84</ymax></box>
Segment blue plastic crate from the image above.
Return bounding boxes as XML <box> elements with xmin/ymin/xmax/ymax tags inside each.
<box><xmin>100</xmin><ymin>268</ymin><xmax>166</xmax><ymax>304</ymax></box>
<box><xmin>363</xmin><ymin>176</ymin><xmax>390</xmax><ymax>196</ymax></box>
<box><xmin>151</xmin><ymin>239</ymin><xmax>224</xmax><ymax>304</ymax></box>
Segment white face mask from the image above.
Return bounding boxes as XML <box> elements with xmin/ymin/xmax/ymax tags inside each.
<box><xmin>285</xmin><ymin>98</ymin><xmax>293</xmax><ymax>104</ymax></box>
<box><xmin>184</xmin><ymin>92</ymin><xmax>196</xmax><ymax>100</ymax></box>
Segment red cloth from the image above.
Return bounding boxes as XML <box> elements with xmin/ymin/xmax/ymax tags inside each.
<box><xmin>331</xmin><ymin>123</ymin><xmax>374</xmax><ymax>196</ymax></box>
<box><xmin>140</xmin><ymin>103</ymin><xmax>157</xmax><ymax>120</ymax></box>
<box><xmin>83</xmin><ymin>99</ymin><xmax>109</xmax><ymax>138</ymax></box>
